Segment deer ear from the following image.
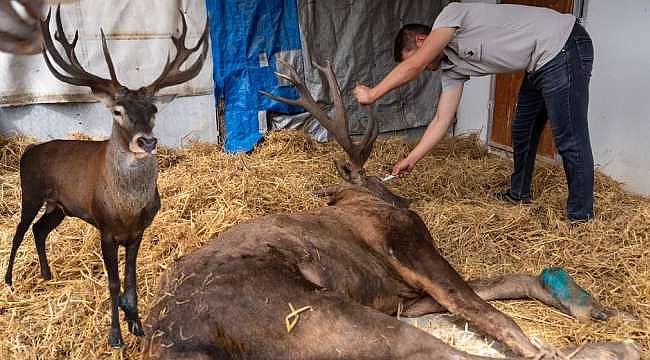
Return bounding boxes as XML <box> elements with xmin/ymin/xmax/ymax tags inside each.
<box><xmin>93</xmin><ymin>92</ymin><xmax>115</xmax><ymax>108</ymax></box>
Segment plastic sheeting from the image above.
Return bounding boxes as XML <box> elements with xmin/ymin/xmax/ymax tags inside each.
<box><xmin>206</xmin><ymin>0</ymin><xmax>303</xmax><ymax>153</ymax></box>
<box><xmin>272</xmin><ymin>0</ymin><xmax>445</xmax><ymax>141</ymax></box>
<box><xmin>0</xmin><ymin>0</ymin><xmax>213</xmax><ymax>106</ymax></box>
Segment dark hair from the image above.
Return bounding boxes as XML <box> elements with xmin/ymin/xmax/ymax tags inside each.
<box><xmin>393</xmin><ymin>23</ymin><xmax>432</xmax><ymax>62</ymax></box>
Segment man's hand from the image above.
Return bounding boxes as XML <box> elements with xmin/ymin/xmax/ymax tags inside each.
<box><xmin>353</xmin><ymin>84</ymin><xmax>376</xmax><ymax>105</ymax></box>
<box><xmin>392</xmin><ymin>157</ymin><xmax>417</xmax><ymax>177</ymax></box>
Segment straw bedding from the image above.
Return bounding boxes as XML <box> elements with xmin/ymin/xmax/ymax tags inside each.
<box><xmin>0</xmin><ymin>131</ymin><xmax>648</xmax><ymax>359</ymax></box>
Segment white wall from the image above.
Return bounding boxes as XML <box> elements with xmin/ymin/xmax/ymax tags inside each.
<box><xmin>582</xmin><ymin>0</ymin><xmax>650</xmax><ymax>194</ymax></box>
<box><xmin>454</xmin><ymin>0</ymin><xmax>650</xmax><ymax>195</ymax></box>
<box><xmin>455</xmin><ymin>76</ymin><xmax>492</xmax><ymax>141</ymax></box>
<box><xmin>453</xmin><ymin>0</ymin><xmax>496</xmax><ymax>142</ymax></box>
<box><xmin>0</xmin><ymin>95</ymin><xmax>218</xmax><ymax>148</ymax></box>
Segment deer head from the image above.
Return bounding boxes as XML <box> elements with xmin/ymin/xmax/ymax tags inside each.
<box><xmin>41</xmin><ymin>5</ymin><xmax>209</xmax><ymax>156</ymax></box>
<box><xmin>0</xmin><ymin>0</ymin><xmax>43</xmax><ymax>54</ymax></box>
<box><xmin>261</xmin><ymin>60</ymin><xmax>410</xmax><ymax>208</ymax></box>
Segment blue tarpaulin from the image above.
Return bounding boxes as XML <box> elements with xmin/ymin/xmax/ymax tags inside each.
<box><xmin>206</xmin><ymin>0</ymin><xmax>303</xmax><ymax>153</ymax></box>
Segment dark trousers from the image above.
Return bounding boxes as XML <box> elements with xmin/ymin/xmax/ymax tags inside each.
<box><xmin>510</xmin><ymin>22</ymin><xmax>595</xmax><ymax>221</ymax></box>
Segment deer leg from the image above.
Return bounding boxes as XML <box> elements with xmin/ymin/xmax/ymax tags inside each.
<box><xmin>4</xmin><ymin>197</ymin><xmax>42</xmax><ymax>286</ymax></box>
<box><xmin>100</xmin><ymin>234</ymin><xmax>124</xmax><ymax>349</ymax></box>
<box><xmin>31</xmin><ymin>206</ymin><xmax>65</xmax><ymax>281</ymax></box>
<box><xmin>402</xmin><ymin>272</ymin><xmax>609</xmax><ymax>322</ymax></box>
<box><xmin>315</xmin><ymin>297</ymin><xmax>520</xmax><ymax>359</ymax></box>
<box><xmin>119</xmin><ymin>235</ymin><xmax>144</xmax><ymax>337</ymax></box>
<box><xmin>470</xmin><ymin>271</ymin><xmax>610</xmax><ymax>321</ymax></box>
<box><xmin>386</xmin><ymin>234</ymin><xmax>545</xmax><ymax>358</ymax></box>
<box><xmin>275</xmin><ymin>294</ymin><xmax>521</xmax><ymax>360</ymax></box>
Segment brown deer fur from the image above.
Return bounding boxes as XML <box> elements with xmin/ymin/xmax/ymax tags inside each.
<box><xmin>142</xmin><ymin>62</ymin><xmax>639</xmax><ymax>360</ymax></box>
<box><xmin>4</xmin><ymin>6</ymin><xmax>209</xmax><ymax>349</ymax></box>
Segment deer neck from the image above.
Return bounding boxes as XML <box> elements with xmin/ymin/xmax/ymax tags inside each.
<box><xmin>103</xmin><ymin>129</ymin><xmax>159</xmax><ymax>210</ymax></box>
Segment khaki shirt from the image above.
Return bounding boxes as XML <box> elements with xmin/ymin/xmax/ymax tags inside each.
<box><xmin>433</xmin><ymin>3</ymin><xmax>576</xmax><ymax>90</ymax></box>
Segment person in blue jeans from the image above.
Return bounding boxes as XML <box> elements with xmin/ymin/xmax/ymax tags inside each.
<box><xmin>353</xmin><ymin>2</ymin><xmax>595</xmax><ymax>222</ymax></box>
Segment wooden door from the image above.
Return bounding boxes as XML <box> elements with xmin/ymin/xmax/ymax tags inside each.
<box><xmin>490</xmin><ymin>0</ymin><xmax>574</xmax><ymax>158</ymax></box>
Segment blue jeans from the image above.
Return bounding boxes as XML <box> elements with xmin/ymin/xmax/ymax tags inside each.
<box><xmin>509</xmin><ymin>22</ymin><xmax>594</xmax><ymax>221</ymax></box>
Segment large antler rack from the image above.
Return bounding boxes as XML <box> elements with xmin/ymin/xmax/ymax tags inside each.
<box><xmin>42</xmin><ymin>5</ymin><xmax>209</xmax><ymax>96</ymax></box>
<box><xmin>260</xmin><ymin>59</ymin><xmax>378</xmax><ymax>171</ymax></box>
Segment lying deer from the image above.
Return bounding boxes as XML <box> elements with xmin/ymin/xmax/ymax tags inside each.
<box><xmin>0</xmin><ymin>0</ymin><xmax>43</xmax><ymax>54</ymax></box>
<box><xmin>141</xmin><ymin>61</ymin><xmax>639</xmax><ymax>359</ymax></box>
<box><xmin>4</xmin><ymin>5</ymin><xmax>209</xmax><ymax>349</ymax></box>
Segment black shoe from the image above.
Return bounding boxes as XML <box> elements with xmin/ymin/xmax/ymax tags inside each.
<box><xmin>567</xmin><ymin>216</ymin><xmax>593</xmax><ymax>225</ymax></box>
<box><xmin>494</xmin><ymin>190</ymin><xmax>531</xmax><ymax>204</ymax></box>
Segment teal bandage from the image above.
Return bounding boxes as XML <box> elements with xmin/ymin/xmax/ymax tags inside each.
<box><xmin>539</xmin><ymin>267</ymin><xmax>592</xmax><ymax>306</ymax></box>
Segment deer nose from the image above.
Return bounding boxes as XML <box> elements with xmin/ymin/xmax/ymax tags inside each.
<box><xmin>136</xmin><ymin>136</ymin><xmax>158</xmax><ymax>153</ymax></box>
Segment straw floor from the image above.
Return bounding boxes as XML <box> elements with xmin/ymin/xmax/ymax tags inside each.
<box><xmin>0</xmin><ymin>131</ymin><xmax>648</xmax><ymax>359</ymax></box>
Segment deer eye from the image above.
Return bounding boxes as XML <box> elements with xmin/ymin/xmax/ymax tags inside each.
<box><xmin>112</xmin><ymin>110</ymin><xmax>121</xmax><ymax>117</ymax></box>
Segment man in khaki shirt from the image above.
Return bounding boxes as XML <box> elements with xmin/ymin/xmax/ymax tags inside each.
<box><xmin>354</xmin><ymin>2</ymin><xmax>595</xmax><ymax>222</ymax></box>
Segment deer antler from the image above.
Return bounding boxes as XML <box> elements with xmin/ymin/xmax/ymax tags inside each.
<box><xmin>41</xmin><ymin>5</ymin><xmax>124</xmax><ymax>95</ymax></box>
<box><xmin>144</xmin><ymin>9</ymin><xmax>210</xmax><ymax>95</ymax></box>
<box><xmin>260</xmin><ymin>59</ymin><xmax>378</xmax><ymax>170</ymax></box>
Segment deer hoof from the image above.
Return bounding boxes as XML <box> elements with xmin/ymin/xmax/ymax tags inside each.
<box><xmin>539</xmin><ymin>267</ymin><xmax>607</xmax><ymax>321</ymax></box>
<box><xmin>41</xmin><ymin>269</ymin><xmax>52</xmax><ymax>281</ymax></box>
<box><xmin>128</xmin><ymin>318</ymin><xmax>145</xmax><ymax>337</ymax></box>
<box><xmin>108</xmin><ymin>329</ymin><xmax>125</xmax><ymax>349</ymax></box>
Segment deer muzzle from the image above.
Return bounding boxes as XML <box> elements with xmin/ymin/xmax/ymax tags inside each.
<box><xmin>136</xmin><ymin>136</ymin><xmax>158</xmax><ymax>154</ymax></box>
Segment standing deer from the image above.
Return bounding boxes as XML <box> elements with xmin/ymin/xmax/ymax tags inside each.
<box><xmin>141</xmin><ymin>60</ymin><xmax>639</xmax><ymax>360</ymax></box>
<box><xmin>3</xmin><ymin>5</ymin><xmax>209</xmax><ymax>349</ymax></box>
<box><xmin>0</xmin><ymin>0</ymin><xmax>43</xmax><ymax>54</ymax></box>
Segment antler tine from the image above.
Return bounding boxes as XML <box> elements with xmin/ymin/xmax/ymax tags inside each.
<box><xmin>356</xmin><ymin>106</ymin><xmax>379</xmax><ymax>167</ymax></box>
<box><xmin>312</xmin><ymin>61</ymin><xmax>353</xmax><ymax>146</ymax></box>
<box><xmin>145</xmin><ymin>10</ymin><xmax>210</xmax><ymax>94</ymax></box>
<box><xmin>52</xmin><ymin>6</ymin><xmax>95</xmax><ymax>77</ymax></box>
<box><xmin>313</xmin><ymin>61</ymin><xmax>348</xmax><ymax>132</ymax></box>
<box><xmin>100</xmin><ymin>29</ymin><xmax>119</xmax><ymax>84</ymax></box>
<box><xmin>41</xmin><ymin>5</ymin><xmax>120</xmax><ymax>95</ymax></box>
<box><xmin>272</xmin><ymin>58</ymin><xmax>316</xmax><ymax>100</ymax></box>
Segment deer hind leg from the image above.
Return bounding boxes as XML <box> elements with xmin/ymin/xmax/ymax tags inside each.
<box><xmin>386</xmin><ymin>232</ymin><xmax>548</xmax><ymax>358</ymax></box>
<box><xmin>283</xmin><ymin>293</ymin><xmax>519</xmax><ymax>360</ymax></box>
<box><xmin>32</xmin><ymin>205</ymin><xmax>65</xmax><ymax>281</ymax></box>
<box><xmin>119</xmin><ymin>235</ymin><xmax>144</xmax><ymax>337</ymax></box>
<box><xmin>470</xmin><ymin>270</ymin><xmax>613</xmax><ymax>322</ymax></box>
<box><xmin>386</xmin><ymin>233</ymin><xmax>639</xmax><ymax>359</ymax></box>
<box><xmin>403</xmin><ymin>271</ymin><xmax>610</xmax><ymax>322</ymax></box>
<box><xmin>4</xmin><ymin>195</ymin><xmax>42</xmax><ymax>286</ymax></box>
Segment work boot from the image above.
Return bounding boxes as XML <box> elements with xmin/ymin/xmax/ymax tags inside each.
<box><xmin>493</xmin><ymin>190</ymin><xmax>531</xmax><ymax>204</ymax></box>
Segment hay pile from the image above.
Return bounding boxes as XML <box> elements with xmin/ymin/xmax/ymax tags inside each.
<box><xmin>0</xmin><ymin>131</ymin><xmax>648</xmax><ymax>359</ymax></box>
